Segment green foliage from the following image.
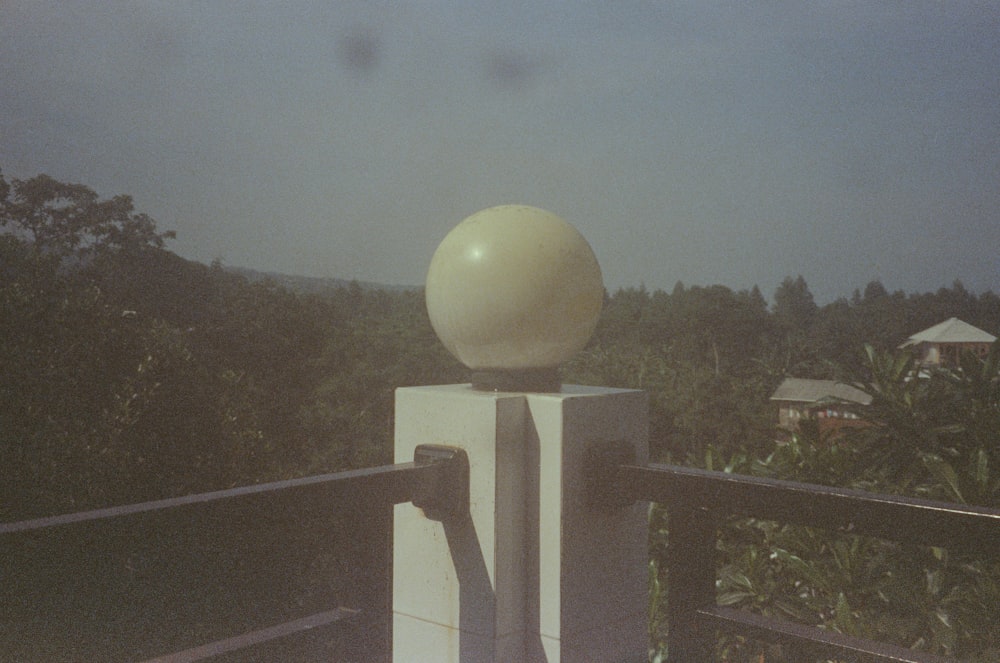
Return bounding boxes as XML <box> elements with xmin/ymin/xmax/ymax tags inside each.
<box><xmin>566</xmin><ymin>283</ymin><xmax>778</xmax><ymax>461</ymax></box>
<box><xmin>836</xmin><ymin>342</ymin><xmax>1000</xmax><ymax>506</ymax></box>
<box><xmin>0</xmin><ymin>169</ymin><xmax>461</xmax><ymax>518</ymax></box>
<box><xmin>649</xmin><ymin>428</ymin><xmax>1000</xmax><ymax>660</ymax></box>
<box><xmin>1</xmin><ymin>171</ymin><xmax>174</xmax><ymax>261</ymax></box>
<box><xmin>4</xmin><ymin>168</ymin><xmax>1000</xmax><ymax>660</ymax></box>
<box><xmin>677</xmin><ymin>343</ymin><xmax>1000</xmax><ymax>661</ymax></box>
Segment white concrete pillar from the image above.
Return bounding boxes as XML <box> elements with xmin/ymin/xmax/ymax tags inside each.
<box><xmin>393</xmin><ymin>383</ymin><xmax>648</xmax><ymax>663</ymax></box>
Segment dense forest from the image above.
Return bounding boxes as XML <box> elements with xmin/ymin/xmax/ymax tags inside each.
<box><xmin>2</xmin><ymin>171</ymin><xmax>998</xmax><ymax>660</ymax></box>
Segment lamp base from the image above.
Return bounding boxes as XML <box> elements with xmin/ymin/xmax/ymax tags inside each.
<box><xmin>470</xmin><ymin>368</ymin><xmax>561</xmax><ymax>393</ymax></box>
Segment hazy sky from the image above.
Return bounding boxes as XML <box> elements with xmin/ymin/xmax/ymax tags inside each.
<box><xmin>2</xmin><ymin>2</ymin><xmax>998</xmax><ymax>302</ymax></box>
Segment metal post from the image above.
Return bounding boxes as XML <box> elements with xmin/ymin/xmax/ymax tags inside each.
<box><xmin>665</xmin><ymin>505</ymin><xmax>718</xmax><ymax>663</ymax></box>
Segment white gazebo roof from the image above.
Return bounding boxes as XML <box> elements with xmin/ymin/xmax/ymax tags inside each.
<box><xmin>900</xmin><ymin>317</ymin><xmax>996</xmax><ymax>346</ymax></box>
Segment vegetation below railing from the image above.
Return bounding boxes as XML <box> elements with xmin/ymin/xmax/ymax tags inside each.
<box><xmin>644</xmin><ymin>341</ymin><xmax>1000</xmax><ymax>661</ymax></box>
<box><xmin>0</xmin><ymin>471</ymin><xmax>399</xmax><ymax>662</ymax></box>
<box><xmin>632</xmin><ymin>462</ymin><xmax>1000</xmax><ymax>662</ymax></box>
<box><xmin>0</xmin><ymin>449</ymin><xmax>463</xmax><ymax>662</ymax></box>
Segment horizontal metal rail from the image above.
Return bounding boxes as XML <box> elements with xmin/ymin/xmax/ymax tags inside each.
<box><xmin>619</xmin><ymin>462</ymin><xmax>1000</xmax><ymax>556</ymax></box>
<box><xmin>0</xmin><ymin>463</ymin><xmax>419</xmax><ymax>534</ymax></box>
<box><xmin>139</xmin><ymin>608</ymin><xmax>360</xmax><ymax>663</ymax></box>
<box><xmin>1</xmin><ymin>444</ymin><xmax>467</xmax><ymax>534</ymax></box>
<box><xmin>595</xmin><ymin>459</ymin><xmax>1000</xmax><ymax>662</ymax></box>
<box><xmin>699</xmin><ymin>606</ymin><xmax>953</xmax><ymax>663</ymax></box>
<box><xmin>2</xmin><ymin>445</ymin><xmax>467</xmax><ymax>663</ymax></box>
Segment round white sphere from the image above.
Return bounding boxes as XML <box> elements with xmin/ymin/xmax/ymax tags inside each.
<box><xmin>426</xmin><ymin>205</ymin><xmax>604</xmax><ymax>370</ymax></box>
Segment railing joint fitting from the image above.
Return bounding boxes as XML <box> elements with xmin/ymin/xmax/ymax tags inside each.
<box><xmin>412</xmin><ymin>444</ymin><xmax>469</xmax><ymax>521</ymax></box>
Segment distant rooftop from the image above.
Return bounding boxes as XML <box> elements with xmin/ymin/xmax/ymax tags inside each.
<box><xmin>770</xmin><ymin>378</ymin><xmax>872</xmax><ymax>406</ymax></box>
<box><xmin>900</xmin><ymin>317</ymin><xmax>996</xmax><ymax>346</ymax></box>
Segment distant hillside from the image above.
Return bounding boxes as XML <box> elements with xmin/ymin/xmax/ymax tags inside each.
<box><xmin>226</xmin><ymin>266</ymin><xmax>419</xmax><ymax>295</ymax></box>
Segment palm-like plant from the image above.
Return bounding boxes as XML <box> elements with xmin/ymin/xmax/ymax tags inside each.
<box><xmin>702</xmin><ymin>342</ymin><xmax>1000</xmax><ymax>660</ymax></box>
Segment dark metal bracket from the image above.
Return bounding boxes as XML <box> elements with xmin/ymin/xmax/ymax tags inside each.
<box><xmin>412</xmin><ymin>444</ymin><xmax>469</xmax><ymax>521</ymax></box>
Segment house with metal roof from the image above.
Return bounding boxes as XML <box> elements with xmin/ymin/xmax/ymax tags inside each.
<box><xmin>770</xmin><ymin>377</ymin><xmax>872</xmax><ymax>437</ymax></box>
<box><xmin>898</xmin><ymin>317</ymin><xmax>996</xmax><ymax>367</ymax></box>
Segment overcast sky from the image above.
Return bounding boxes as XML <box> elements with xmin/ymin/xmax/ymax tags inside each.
<box><xmin>2</xmin><ymin>1</ymin><xmax>998</xmax><ymax>302</ymax></box>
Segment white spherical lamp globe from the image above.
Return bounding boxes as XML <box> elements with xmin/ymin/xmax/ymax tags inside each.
<box><xmin>426</xmin><ymin>205</ymin><xmax>603</xmax><ymax>386</ymax></box>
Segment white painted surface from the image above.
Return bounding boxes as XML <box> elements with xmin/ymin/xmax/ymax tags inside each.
<box><xmin>393</xmin><ymin>384</ymin><xmax>648</xmax><ymax>663</ymax></box>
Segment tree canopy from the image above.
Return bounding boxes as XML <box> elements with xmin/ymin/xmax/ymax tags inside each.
<box><xmin>1</xmin><ymin>170</ymin><xmax>174</xmax><ymax>260</ymax></box>
<box><xmin>3</xmin><ymin>169</ymin><xmax>999</xmax><ymax>660</ymax></box>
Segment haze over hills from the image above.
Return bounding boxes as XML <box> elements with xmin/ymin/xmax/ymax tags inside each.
<box><xmin>3</xmin><ymin>3</ymin><xmax>997</xmax><ymax>303</ymax></box>
<box><xmin>226</xmin><ymin>265</ymin><xmax>419</xmax><ymax>295</ymax></box>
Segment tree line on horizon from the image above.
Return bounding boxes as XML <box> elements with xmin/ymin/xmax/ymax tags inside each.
<box><xmin>2</xmin><ymin>170</ymin><xmax>998</xmax><ymax>660</ymax></box>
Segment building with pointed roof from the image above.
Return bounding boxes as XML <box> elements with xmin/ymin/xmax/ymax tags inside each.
<box><xmin>771</xmin><ymin>318</ymin><xmax>996</xmax><ymax>439</ymax></box>
<box><xmin>899</xmin><ymin>317</ymin><xmax>996</xmax><ymax>367</ymax></box>
<box><xmin>770</xmin><ymin>378</ymin><xmax>872</xmax><ymax>438</ymax></box>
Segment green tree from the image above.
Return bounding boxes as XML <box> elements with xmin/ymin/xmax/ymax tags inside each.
<box><xmin>773</xmin><ymin>275</ymin><xmax>817</xmax><ymax>329</ymax></box>
<box><xmin>771</xmin><ymin>275</ymin><xmax>822</xmax><ymax>376</ymax></box>
<box><xmin>1</xmin><ymin>172</ymin><xmax>174</xmax><ymax>260</ymax></box>
<box><xmin>0</xmin><ymin>170</ymin><xmax>286</xmax><ymax>515</ymax></box>
<box><xmin>838</xmin><ymin>342</ymin><xmax>1000</xmax><ymax>505</ymax></box>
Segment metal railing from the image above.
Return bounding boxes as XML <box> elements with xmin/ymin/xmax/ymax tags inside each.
<box><xmin>6</xmin><ymin>442</ymin><xmax>999</xmax><ymax>662</ymax></box>
<box><xmin>0</xmin><ymin>445</ymin><xmax>466</xmax><ymax>663</ymax></box>
<box><xmin>590</xmin><ymin>454</ymin><xmax>1000</xmax><ymax>663</ymax></box>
